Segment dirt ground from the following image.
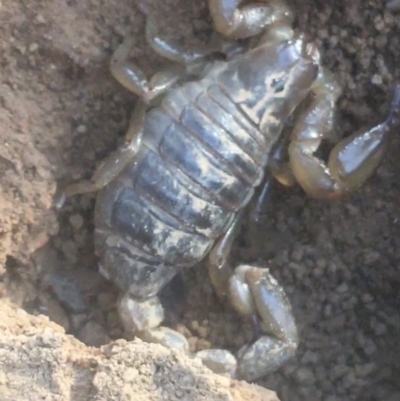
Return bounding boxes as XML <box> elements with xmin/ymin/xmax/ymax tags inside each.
<box><xmin>1</xmin><ymin>0</ymin><xmax>400</xmax><ymax>400</ymax></box>
<box><xmin>0</xmin><ymin>300</ymin><xmax>279</xmax><ymax>401</ymax></box>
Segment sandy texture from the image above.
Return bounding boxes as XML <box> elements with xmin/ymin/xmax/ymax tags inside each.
<box><xmin>1</xmin><ymin>0</ymin><xmax>400</xmax><ymax>401</ymax></box>
<box><xmin>0</xmin><ymin>300</ymin><xmax>279</xmax><ymax>401</ymax></box>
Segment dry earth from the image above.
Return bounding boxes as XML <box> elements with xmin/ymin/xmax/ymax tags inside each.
<box><xmin>0</xmin><ymin>299</ymin><xmax>278</xmax><ymax>401</ymax></box>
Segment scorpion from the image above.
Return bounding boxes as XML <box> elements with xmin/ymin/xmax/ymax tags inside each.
<box><xmin>60</xmin><ymin>0</ymin><xmax>400</xmax><ymax>382</ymax></box>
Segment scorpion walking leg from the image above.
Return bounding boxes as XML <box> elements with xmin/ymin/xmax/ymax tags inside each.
<box><xmin>143</xmin><ymin>15</ymin><xmax>219</xmax><ymax>69</ymax></box>
<box><xmin>201</xmin><ymin>210</ymin><xmax>298</xmax><ymax>381</ymax></box>
<box><xmin>209</xmin><ymin>0</ymin><xmax>293</xmax><ymax>40</ymax></box>
<box><xmin>248</xmin><ymin>174</ymin><xmax>274</xmax><ymax>223</ymax></box>
<box><xmin>191</xmin><ymin>212</ymin><xmax>244</xmax><ymax>376</ymax></box>
<box><xmin>207</xmin><ymin>212</ymin><xmax>244</xmax><ymax>299</ymax></box>
<box><xmin>110</xmin><ymin>35</ymin><xmax>184</xmax><ymax>103</ymax></box>
<box><xmin>268</xmin><ymin>125</ymin><xmax>297</xmax><ymax>188</ymax></box>
<box><xmin>60</xmin><ymin>18</ymin><xmax>217</xmax><ymax>203</ymax></box>
<box><xmin>57</xmin><ymin>101</ymin><xmax>146</xmax><ymax>204</ymax></box>
<box><xmin>288</xmin><ymin>72</ymin><xmax>400</xmax><ymax>199</ymax></box>
<box><xmin>111</xmin><ymin>8</ymin><xmax>228</xmax><ymax>101</ymax></box>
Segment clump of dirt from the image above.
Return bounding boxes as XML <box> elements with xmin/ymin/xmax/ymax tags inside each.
<box><xmin>1</xmin><ymin>0</ymin><xmax>400</xmax><ymax>401</ymax></box>
<box><xmin>0</xmin><ymin>299</ymin><xmax>279</xmax><ymax>401</ymax></box>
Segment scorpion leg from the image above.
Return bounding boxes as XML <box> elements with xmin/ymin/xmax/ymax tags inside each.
<box><xmin>248</xmin><ymin>174</ymin><xmax>274</xmax><ymax>223</ymax></box>
<box><xmin>57</xmin><ymin>101</ymin><xmax>146</xmax><ymax>203</ymax></box>
<box><xmin>111</xmin><ymin>4</ymin><xmax>233</xmax><ymax>102</ymax></box>
<box><xmin>201</xmin><ymin>211</ymin><xmax>298</xmax><ymax>381</ymax></box>
<box><xmin>207</xmin><ymin>212</ymin><xmax>244</xmax><ymax>299</ymax></box>
<box><xmin>268</xmin><ymin>124</ymin><xmax>297</xmax><ymax>188</ymax></box>
<box><xmin>143</xmin><ymin>15</ymin><xmax>219</xmax><ymax>69</ymax></box>
<box><xmin>289</xmin><ymin>72</ymin><xmax>400</xmax><ymax>199</ymax></box>
<box><xmin>209</xmin><ymin>0</ymin><xmax>293</xmax><ymax>40</ymax></box>
<box><xmin>110</xmin><ymin>35</ymin><xmax>184</xmax><ymax>103</ymax></box>
<box><xmin>60</xmin><ymin>16</ymin><xmax>218</xmax><ymax>203</ymax></box>
<box><xmin>188</xmin><ymin>213</ymin><xmax>244</xmax><ymax>376</ymax></box>
<box><xmin>58</xmin><ymin>3</ymin><xmax>253</xmax><ymax>203</ymax></box>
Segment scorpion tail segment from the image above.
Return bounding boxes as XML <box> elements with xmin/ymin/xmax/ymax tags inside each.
<box><xmin>209</xmin><ymin>0</ymin><xmax>293</xmax><ymax>40</ymax></box>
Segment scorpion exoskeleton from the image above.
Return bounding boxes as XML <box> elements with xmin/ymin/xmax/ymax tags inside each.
<box><xmin>60</xmin><ymin>0</ymin><xmax>400</xmax><ymax>382</ymax></box>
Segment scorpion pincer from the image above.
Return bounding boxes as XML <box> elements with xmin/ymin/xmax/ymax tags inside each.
<box><xmin>60</xmin><ymin>0</ymin><xmax>400</xmax><ymax>382</ymax></box>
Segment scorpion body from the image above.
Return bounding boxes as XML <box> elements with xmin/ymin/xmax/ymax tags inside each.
<box><xmin>61</xmin><ymin>0</ymin><xmax>400</xmax><ymax>382</ymax></box>
<box><xmin>95</xmin><ymin>40</ymin><xmax>316</xmax><ymax>301</ymax></box>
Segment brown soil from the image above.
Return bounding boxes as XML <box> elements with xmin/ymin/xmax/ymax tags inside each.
<box><xmin>0</xmin><ymin>299</ymin><xmax>278</xmax><ymax>401</ymax></box>
<box><xmin>1</xmin><ymin>0</ymin><xmax>400</xmax><ymax>400</ymax></box>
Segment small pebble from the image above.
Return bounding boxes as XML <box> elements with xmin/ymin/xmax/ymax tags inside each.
<box><xmin>69</xmin><ymin>214</ymin><xmax>84</xmax><ymax>230</ymax></box>
<box><xmin>295</xmin><ymin>367</ymin><xmax>316</xmax><ymax>385</ymax></box>
<box><xmin>336</xmin><ymin>283</ymin><xmax>348</xmax><ymax>293</ymax></box>
<box><xmin>354</xmin><ymin>362</ymin><xmax>375</xmax><ymax>378</ymax></box>
<box><xmin>29</xmin><ymin>43</ymin><xmax>38</xmax><ymax>52</ymax></box>
<box><xmin>34</xmin><ymin>13</ymin><xmax>46</xmax><ymax>24</ymax></box>
<box><xmin>371</xmin><ymin>74</ymin><xmax>383</xmax><ymax>85</ymax></box>
<box><xmin>138</xmin><ymin>327</ymin><xmax>189</xmax><ymax>352</ymax></box>
<box><xmin>75</xmin><ymin>124</ymin><xmax>87</xmax><ymax>134</ymax></box>
<box><xmin>196</xmin><ymin>349</ymin><xmax>237</xmax><ymax>376</ymax></box>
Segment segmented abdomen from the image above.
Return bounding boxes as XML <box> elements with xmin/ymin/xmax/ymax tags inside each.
<box><xmin>94</xmin><ymin>78</ymin><xmax>268</xmax><ymax>296</ymax></box>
